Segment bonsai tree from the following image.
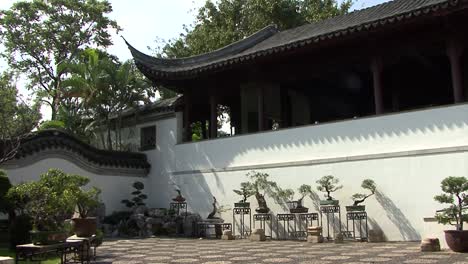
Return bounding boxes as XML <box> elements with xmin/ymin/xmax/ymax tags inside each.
<box><xmin>76</xmin><ymin>187</ymin><xmax>102</xmax><ymax>218</ymax></box>
<box><xmin>233</xmin><ymin>182</ymin><xmax>255</xmax><ymax>203</ymax></box>
<box><xmin>351</xmin><ymin>179</ymin><xmax>376</xmax><ymax>206</ymax></box>
<box><xmin>296</xmin><ymin>184</ymin><xmax>314</xmax><ymax>208</ymax></box>
<box><xmin>316</xmin><ymin>175</ymin><xmax>343</xmax><ymax>201</ymax></box>
<box><xmin>121</xmin><ymin>181</ymin><xmax>148</xmax><ymax>209</ymax></box>
<box><xmin>434</xmin><ymin>176</ymin><xmax>468</xmax><ymax>231</ymax></box>
<box><xmin>6</xmin><ymin>169</ymin><xmax>89</xmax><ymax>232</ymax></box>
<box><xmin>244</xmin><ymin>171</ymin><xmax>283</xmax><ymax>213</ymax></box>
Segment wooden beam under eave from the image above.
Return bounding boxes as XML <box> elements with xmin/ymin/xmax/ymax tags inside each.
<box><xmin>447</xmin><ymin>37</ymin><xmax>465</xmax><ymax>103</ymax></box>
<box><xmin>210</xmin><ymin>94</ymin><xmax>218</xmax><ymax>138</ymax></box>
<box><xmin>371</xmin><ymin>56</ymin><xmax>385</xmax><ymax>115</ymax></box>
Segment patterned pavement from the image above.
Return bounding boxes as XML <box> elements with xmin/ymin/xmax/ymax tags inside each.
<box><xmin>95</xmin><ymin>238</ymin><xmax>468</xmax><ymax>264</ymax></box>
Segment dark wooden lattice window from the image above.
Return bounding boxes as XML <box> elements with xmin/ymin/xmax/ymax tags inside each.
<box><xmin>140</xmin><ymin>126</ymin><xmax>156</xmax><ymax>150</ymax></box>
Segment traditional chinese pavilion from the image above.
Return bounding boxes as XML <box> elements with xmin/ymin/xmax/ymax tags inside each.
<box><xmin>127</xmin><ymin>0</ymin><xmax>468</xmax><ymax>141</ymax></box>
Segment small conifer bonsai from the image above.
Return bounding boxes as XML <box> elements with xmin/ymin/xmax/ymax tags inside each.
<box><xmin>233</xmin><ymin>182</ymin><xmax>254</xmax><ymax>207</ymax></box>
<box><xmin>347</xmin><ymin>179</ymin><xmax>376</xmax><ymax>211</ymax></box>
<box><xmin>316</xmin><ymin>175</ymin><xmax>342</xmax><ymax>205</ymax></box>
<box><xmin>434</xmin><ymin>176</ymin><xmax>468</xmax><ymax>252</ymax></box>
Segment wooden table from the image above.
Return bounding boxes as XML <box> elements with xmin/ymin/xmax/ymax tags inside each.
<box><xmin>15</xmin><ymin>235</ymin><xmax>97</xmax><ymax>264</ymax></box>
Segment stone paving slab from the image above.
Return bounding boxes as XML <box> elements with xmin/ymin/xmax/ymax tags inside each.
<box><xmin>94</xmin><ymin>238</ymin><xmax>468</xmax><ymax>264</ymax></box>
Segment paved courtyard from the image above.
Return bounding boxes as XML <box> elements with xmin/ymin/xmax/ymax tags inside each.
<box><xmin>95</xmin><ymin>238</ymin><xmax>468</xmax><ymax>264</ymax></box>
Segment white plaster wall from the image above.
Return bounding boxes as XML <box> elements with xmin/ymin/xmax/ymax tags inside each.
<box><xmin>4</xmin><ymin>158</ymin><xmax>147</xmax><ymax>215</ymax></box>
<box><xmin>152</xmin><ymin>103</ymin><xmax>468</xmax><ymax>244</ymax></box>
<box><xmin>174</xmin><ymin>104</ymin><xmax>468</xmax><ymax>170</ymax></box>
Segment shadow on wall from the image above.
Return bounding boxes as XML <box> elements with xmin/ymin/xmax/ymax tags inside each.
<box><xmin>368</xmin><ymin>217</ymin><xmax>388</xmax><ymax>241</ymax></box>
<box><xmin>176</xmin><ymin>173</ymin><xmax>215</xmax><ymax>219</ymax></box>
<box><xmin>177</xmin><ymin>105</ymin><xmax>468</xmax><ymax>171</ymax></box>
<box><xmin>375</xmin><ymin>190</ymin><xmax>421</xmax><ymax>241</ymax></box>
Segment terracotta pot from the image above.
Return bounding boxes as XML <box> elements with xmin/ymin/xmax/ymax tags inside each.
<box><xmin>72</xmin><ymin>217</ymin><xmax>97</xmax><ymax>237</ymax></box>
<box><xmin>444</xmin><ymin>230</ymin><xmax>468</xmax><ymax>252</ymax></box>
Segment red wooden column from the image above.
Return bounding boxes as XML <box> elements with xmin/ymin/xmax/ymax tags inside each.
<box><xmin>258</xmin><ymin>86</ymin><xmax>264</xmax><ymax>131</ymax></box>
<box><xmin>447</xmin><ymin>37</ymin><xmax>464</xmax><ymax>103</ymax></box>
<box><xmin>184</xmin><ymin>91</ymin><xmax>192</xmax><ymax>142</ymax></box>
<box><xmin>371</xmin><ymin>56</ymin><xmax>384</xmax><ymax>114</ymax></box>
<box><xmin>210</xmin><ymin>94</ymin><xmax>217</xmax><ymax>138</ymax></box>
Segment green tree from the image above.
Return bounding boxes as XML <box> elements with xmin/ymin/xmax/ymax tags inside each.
<box><xmin>63</xmin><ymin>49</ymin><xmax>153</xmax><ymax>150</ymax></box>
<box><xmin>160</xmin><ymin>0</ymin><xmax>353</xmax><ymax>58</ymax></box>
<box><xmin>0</xmin><ymin>72</ymin><xmax>41</xmax><ymax>164</ymax></box>
<box><xmin>0</xmin><ymin>0</ymin><xmax>121</xmax><ymax>120</ymax></box>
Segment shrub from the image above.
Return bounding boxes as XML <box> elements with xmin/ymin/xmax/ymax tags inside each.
<box><xmin>434</xmin><ymin>176</ymin><xmax>468</xmax><ymax>231</ymax></box>
<box><xmin>6</xmin><ymin>169</ymin><xmax>91</xmax><ymax>231</ymax></box>
<box><xmin>316</xmin><ymin>175</ymin><xmax>343</xmax><ymax>201</ymax></box>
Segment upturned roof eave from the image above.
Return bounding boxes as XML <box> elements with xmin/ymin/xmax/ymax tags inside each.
<box><xmin>128</xmin><ymin>0</ymin><xmax>467</xmax><ymax>82</ymax></box>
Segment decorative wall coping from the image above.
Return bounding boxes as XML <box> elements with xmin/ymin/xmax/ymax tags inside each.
<box><xmin>1</xmin><ymin>129</ymin><xmax>150</xmax><ymax>177</ymax></box>
<box><xmin>171</xmin><ymin>144</ymin><xmax>468</xmax><ymax>176</ymax></box>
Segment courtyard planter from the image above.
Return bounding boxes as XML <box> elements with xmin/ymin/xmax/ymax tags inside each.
<box><xmin>30</xmin><ymin>230</ymin><xmax>68</xmax><ymax>245</ymax></box>
<box><xmin>346</xmin><ymin>205</ymin><xmax>365</xmax><ymax>212</ymax></box>
<box><xmin>444</xmin><ymin>230</ymin><xmax>468</xmax><ymax>253</ymax></box>
<box><xmin>72</xmin><ymin>217</ymin><xmax>97</xmax><ymax>237</ymax></box>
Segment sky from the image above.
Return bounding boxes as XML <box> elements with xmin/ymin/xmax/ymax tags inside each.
<box><xmin>0</xmin><ymin>0</ymin><xmax>391</xmax><ymax>119</ymax></box>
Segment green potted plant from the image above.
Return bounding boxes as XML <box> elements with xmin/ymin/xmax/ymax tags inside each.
<box><xmin>72</xmin><ymin>186</ymin><xmax>102</xmax><ymax>237</ymax></box>
<box><xmin>244</xmin><ymin>171</ymin><xmax>282</xmax><ymax>213</ymax></box>
<box><xmin>434</xmin><ymin>176</ymin><xmax>468</xmax><ymax>253</ymax></box>
<box><xmin>233</xmin><ymin>182</ymin><xmax>254</xmax><ymax>208</ymax></box>
<box><xmin>316</xmin><ymin>175</ymin><xmax>342</xmax><ymax>206</ymax></box>
<box><xmin>7</xmin><ymin>169</ymin><xmax>87</xmax><ymax>245</ymax></box>
<box><xmin>347</xmin><ymin>179</ymin><xmax>376</xmax><ymax>212</ymax></box>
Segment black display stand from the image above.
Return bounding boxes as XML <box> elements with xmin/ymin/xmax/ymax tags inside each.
<box><xmin>276</xmin><ymin>213</ymin><xmax>296</xmax><ymax>240</ymax></box>
<box><xmin>320</xmin><ymin>205</ymin><xmax>341</xmax><ymax>240</ymax></box>
<box><xmin>170</xmin><ymin>202</ymin><xmax>187</xmax><ymax>216</ymax></box>
<box><xmin>346</xmin><ymin>211</ymin><xmax>368</xmax><ymax>241</ymax></box>
<box><xmin>253</xmin><ymin>213</ymin><xmax>272</xmax><ymax>238</ymax></box>
<box><xmin>232</xmin><ymin>207</ymin><xmax>252</xmax><ymax>238</ymax></box>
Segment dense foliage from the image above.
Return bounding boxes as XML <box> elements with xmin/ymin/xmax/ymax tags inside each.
<box><xmin>6</xmin><ymin>169</ymin><xmax>96</xmax><ymax>231</ymax></box>
<box><xmin>0</xmin><ymin>72</ymin><xmax>41</xmax><ymax>164</ymax></box>
<box><xmin>121</xmin><ymin>181</ymin><xmax>148</xmax><ymax>209</ymax></box>
<box><xmin>159</xmin><ymin>0</ymin><xmax>353</xmax><ymax>58</ymax></box>
<box><xmin>434</xmin><ymin>176</ymin><xmax>468</xmax><ymax>231</ymax></box>
<box><xmin>0</xmin><ymin>0</ymin><xmax>121</xmax><ymax>120</ymax></box>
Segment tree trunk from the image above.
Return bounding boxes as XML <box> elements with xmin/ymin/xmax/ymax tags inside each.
<box><xmin>106</xmin><ymin>118</ymin><xmax>113</xmax><ymax>151</ymax></box>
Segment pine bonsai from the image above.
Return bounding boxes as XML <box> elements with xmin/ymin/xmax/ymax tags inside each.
<box><xmin>434</xmin><ymin>176</ymin><xmax>468</xmax><ymax>231</ymax></box>
<box><xmin>316</xmin><ymin>175</ymin><xmax>342</xmax><ymax>201</ymax></box>
<box><xmin>233</xmin><ymin>182</ymin><xmax>254</xmax><ymax>203</ymax></box>
<box><xmin>351</xmin><ymin>179</ymin><xmax>376</xmax><ymax>206</ymax></box>
<box><xmin>121</xmin><ymin>181</ymin><xmax>148</xmax><ymax>209</ymax></box>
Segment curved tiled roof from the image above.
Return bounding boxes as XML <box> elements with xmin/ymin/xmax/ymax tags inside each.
<box><xmin>6</xmin><ymin>130</ymin><xmax>150</xmax><ymax>172</ymax></box>
<box><xmin>127</xmin><ymin>0</ymin><xmax>466</xmax><ymax>81</ymax></box>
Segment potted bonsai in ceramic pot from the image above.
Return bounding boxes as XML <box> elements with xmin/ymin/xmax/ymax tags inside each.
<box><xmin>434</xmin><ymin>176</ymin><xmax>468</xmax><ymax>253</ymax></box>
<box><xmin>72</xmin><ymin>186</ymin><xmax>101</xmax><ymax>237</ymax></box>
<box><xmin>316</xmin><ymin>175</ymin><xmax>342</xmax><ymax>206</ymax></box>
<box><xmin>280</xmin><ymin>185</ymin><xmax>313</xmax><ymax>213</ymax></box>
<box><xmin>7</xmin><ymin>169</ymin><xmax>86</xmax><ymax>244</ymax></box>
<box><xmin>244</xmin><ymin>171</ymin><xmax>282</xmax><ymax>214</ymax></box>
<box><xmin>346</xmin><ymin>179</ymin><xmax>376</xmax><ymax>212</ymax></box>
<box><xmin>233</xmin><ymin>182</ymin><xmax>254</xmax><ymax>208</ymax></box>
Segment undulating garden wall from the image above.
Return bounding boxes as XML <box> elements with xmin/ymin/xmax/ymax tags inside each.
<box><xmin>1</xmin><ymin>130</ymin><xmax>150</xmax><ymax>215</ymax></box>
